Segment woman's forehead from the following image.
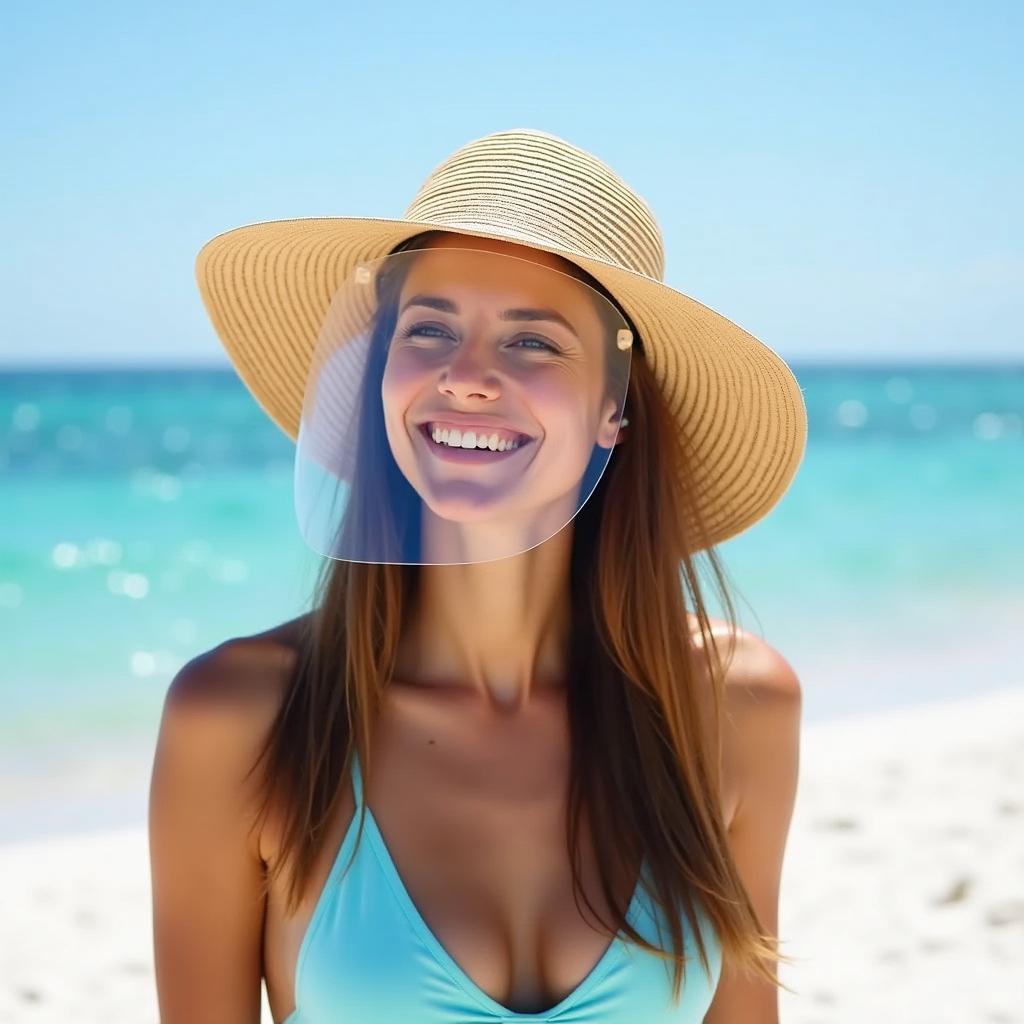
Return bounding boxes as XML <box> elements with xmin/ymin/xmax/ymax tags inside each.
<box><xmin>415</xmin><ymin>231</ymin><xmax>584</xmax><ymax>278</ymax></box>
<box><xmin>400</xmin><ymin>241</ymin><xmax>592</xmax><ymax>308</ymax></box>
<box><xmin>398</xmin><ymin>249</ymin><xmax>601</xmax><ymax>336</ymax></box>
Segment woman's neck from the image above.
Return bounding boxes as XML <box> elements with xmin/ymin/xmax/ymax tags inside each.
<box><xmin>393</xmin><ymin>528</ymin><xmax>574</xmax><ymax>714</ymax></box>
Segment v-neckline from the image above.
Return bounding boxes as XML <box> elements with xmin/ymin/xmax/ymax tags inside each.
<box><xmin>353</xmin><ymin>751</ymin><xmax>646</xmax><ymax>1021</ymax></box>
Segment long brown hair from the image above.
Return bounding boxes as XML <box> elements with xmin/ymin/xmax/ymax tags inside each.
<box><xmin>246</xmin><ymin>231</ymin><xmax>796</xmax><ymax>1003</ymax></box>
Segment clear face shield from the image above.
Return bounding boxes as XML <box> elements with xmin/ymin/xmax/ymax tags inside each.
<box><xmin>294</xmin><ymin>244</ymin><xmax>633</xmax><ymax>565</ymax></box>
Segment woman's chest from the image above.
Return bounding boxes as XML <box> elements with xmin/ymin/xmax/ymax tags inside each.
<box><xmin>261</xmin><ymin>686</ymin><xmax>737</xmax><ymax>1020</ymax></box>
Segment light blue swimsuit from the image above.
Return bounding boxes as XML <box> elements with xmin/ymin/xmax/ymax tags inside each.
<box><xmin>283</xmin><ymin>752</ymin><xmax>722</xmax><ymax>1023</ymax></box>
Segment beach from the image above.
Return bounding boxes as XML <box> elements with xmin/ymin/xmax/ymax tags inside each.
<box><xmin>777</xmin><ymin>684</ymin><xmax>1024</xmax><ymax>1024</ymax></box>
<box><xmin>2</xmin><ymin>684</ymin><xmax>1021</xmax><ymax>1024</ymax></box>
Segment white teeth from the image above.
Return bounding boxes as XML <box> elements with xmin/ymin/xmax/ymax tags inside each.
<box><xmin>429</xmin><ymin>425</ymin><xmax>520</xmax><ymax>451</ymax></box>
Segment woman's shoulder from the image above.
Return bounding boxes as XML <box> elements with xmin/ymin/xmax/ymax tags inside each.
<box><xmin>165</xmin><ymin>614</ymin><xmax>307</xmax><ymax>720</ymax></box>
<box><xmin>687</xmin><ymin>613</ymin><xmax>802</xmax><ymax>704</ymax></box>
<box><xmin>158</xmin><ymin>616</ymin><xmax>309</xmax><ymax>796</ymax></box>
<box><xmin>722</xmin><ymin>627</ymin><xmax>802</xmax><ymax>708</ymax></box>
<box><xmin>688</xmin><ymin>616</ymin><xmax>802</xmax><ymax>828</ymax></box>
<box><xmin>156</xmin><ymin>616</ymin><xmax>312</xmax><ymax>860</ymax></box>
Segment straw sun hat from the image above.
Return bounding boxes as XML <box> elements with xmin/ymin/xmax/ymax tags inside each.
<box><xmin>195</xmin><ymin>128</ymin><xmax>807</xmax><ymax>549</ymax></box>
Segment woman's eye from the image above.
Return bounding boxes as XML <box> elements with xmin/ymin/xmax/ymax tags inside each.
<box><xmin>397</xmin><ymin>322</ymin><xmax>454</xmax><ymax>341</ymax></box>
<box><xmin>512</xmin><ymin>335</ymin><xmax>560</xmax><ymax>354</ymax></box>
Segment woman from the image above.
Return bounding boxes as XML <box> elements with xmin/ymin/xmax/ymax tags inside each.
<box><xmin>150</xmin><ymin>128</ymin><xmax>806</xmax><ymax>1023</ymax></box>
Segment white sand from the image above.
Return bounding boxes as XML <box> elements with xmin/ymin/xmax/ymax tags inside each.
<box><xmin>777</xmin><ymin>685</ymin><xmax>1024</xmax><ymax>1024</ymax></box>
<box><xmin>2</xmin><ymin>686</ymin><xmax>1022</xmax><ymax>1024</ymax></box>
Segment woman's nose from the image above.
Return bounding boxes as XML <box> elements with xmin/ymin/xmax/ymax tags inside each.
<box><xmin>438</xmin><ymin>337</ymin><xmax>500</xmax><ymax>398</ymax></box>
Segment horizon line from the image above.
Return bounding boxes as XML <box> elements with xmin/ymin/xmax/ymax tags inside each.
<box><xmin>1</xmin><ymin>357</ymin><xmax>1023</xmax><ymax>373</ymax></box>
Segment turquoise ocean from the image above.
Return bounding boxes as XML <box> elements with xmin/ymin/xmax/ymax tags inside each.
<box><xmin>1</xmin><ymin>364</ymin><xmax>1022</xmax><ymax>842</ymax></box>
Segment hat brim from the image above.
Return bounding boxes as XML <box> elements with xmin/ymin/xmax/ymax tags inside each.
<box><xmin>195</xmin><ymin>215</ymin><xmax>807</xmax><ymax>548</ymax></box>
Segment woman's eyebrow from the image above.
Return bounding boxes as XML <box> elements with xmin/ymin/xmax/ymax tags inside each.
<box><xmin>400</xmin><ymin>295</ymin><xmax>457</xmax><ymax>316</ymax></box>
<box><xmin>399</xmin><ymin>295</ymin><xmax>579</xmax><ymax>337</ymax></box>
<box><xmin>500</xmin><ymin>307</ymin><xmax>579</xmax><ymax>338</ymax></box>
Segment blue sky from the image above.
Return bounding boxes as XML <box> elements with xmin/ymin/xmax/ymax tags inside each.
<box><xmin>2</xmin><ymin>0</ymin><xmax>1021</xmax><ymax>366</ymax></box>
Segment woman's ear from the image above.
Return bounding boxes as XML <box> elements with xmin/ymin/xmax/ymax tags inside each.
<box><xmin>612</xmin><ymin>415</ymin><xmax>629</xmax><ymax>447</ymax></box>
<box><xmin>597</xmin><ymin>400</ymin><xmax>628</xmax><ymax>449</ymax></box>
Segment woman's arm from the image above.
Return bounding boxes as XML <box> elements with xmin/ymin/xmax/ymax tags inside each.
<box><xmin>703</xmin><ymin>635</ymin><xmax>803</xmax><ymax>1024</ymax></box>
<box><xmin>149</xmin><ymin>644</ymin><xmax>270</xmax><ymax>1023</ymax></box>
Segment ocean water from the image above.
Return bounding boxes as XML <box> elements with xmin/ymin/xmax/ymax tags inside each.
<box><xmin>1</xmin><ymin>363</ymin><xmax>1022</xmax><ymax>842</ymax></box>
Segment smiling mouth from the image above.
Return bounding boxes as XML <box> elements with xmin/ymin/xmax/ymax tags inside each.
<box><xmin>417</xmin><ymin>423</ymin><xmax>535</xmax><ymax>457</ymax></box>
<box><xmin>418</xmin><ymin>423</ymin><xmax>534</xmax><ymax>451</ymax></box>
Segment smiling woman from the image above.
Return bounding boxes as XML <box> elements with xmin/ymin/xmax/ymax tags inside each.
<box><xmin>151</xmin><ymin>128</ymin><xmax>807</xmax><ymax>1024</ymax></box>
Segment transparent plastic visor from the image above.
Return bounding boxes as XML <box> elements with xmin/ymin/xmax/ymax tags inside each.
<box><xmin>295</xmin><ymin>244</ymin><xmax>633</xmax><ymax>565</ymax></box>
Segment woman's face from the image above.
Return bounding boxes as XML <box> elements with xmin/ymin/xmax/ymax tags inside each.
<box><xmin>380</xmin><ymin>233</ymin><xmax>625</xmax><ymax>555</ymax></box>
